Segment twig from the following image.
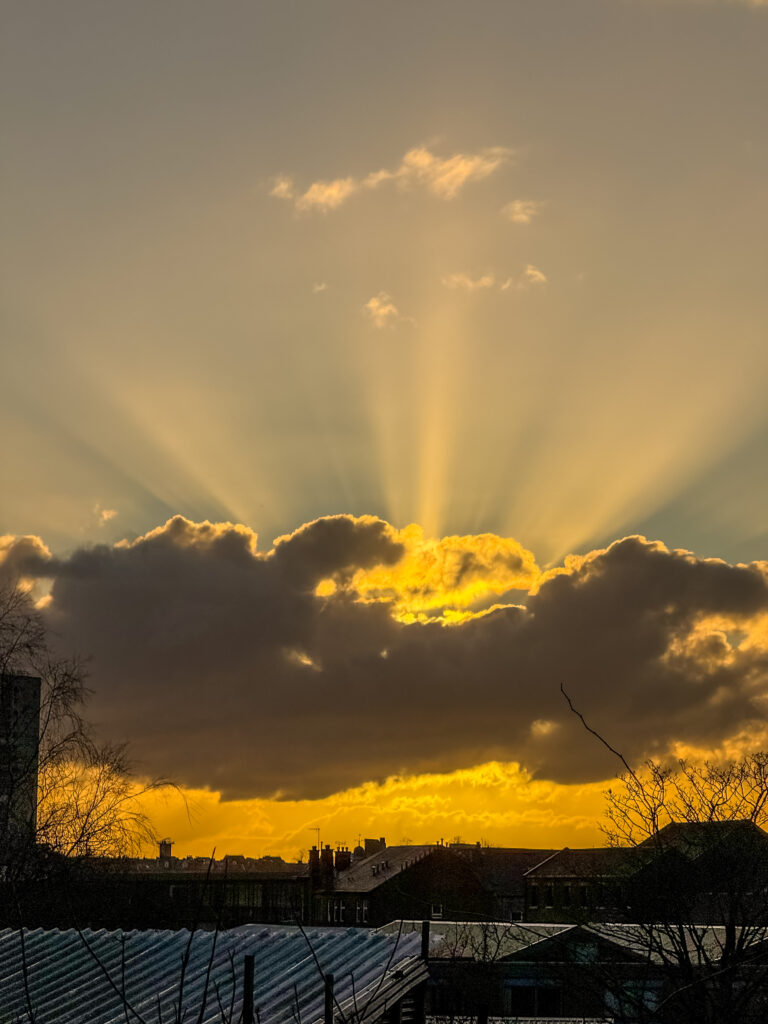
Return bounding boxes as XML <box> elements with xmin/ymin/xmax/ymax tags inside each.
<box><xmin>560</xmin><ymin>683</ymin><xmax>641</xmax><ymax>784</ymax></box>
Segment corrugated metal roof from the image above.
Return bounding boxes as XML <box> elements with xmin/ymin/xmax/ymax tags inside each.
<box><xmin>0</xmin><ymin>925</ymin><xmax>426</xmax><ymax>1024</ymax></box>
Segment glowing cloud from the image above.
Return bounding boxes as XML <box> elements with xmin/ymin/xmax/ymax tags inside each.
<box><xmin>269</xmin><ymin>176</ymin><xmax>295</xmax><ymax>199</ymax></box>
<box><xmin>501</xmin><ymin>199</ymin><xmax>545</xmax><ymax>224</ymax></box>
<box><xmin>135</xmin><ymin>762</ymin><xmax>607</xmax><ymax>860</ymax></box>
<box><xmin>272</xmin><ymin>143</ymin><xmax>513</xmax><ymax>212</ymax></box>
<box><xmin>9</xmin><ymin>519</ymin><xmax>768</xmax><ymax>806</ymax></box>
<box><xmin>441</xmin><ymin>272</ymin><xmax>496</xmax><ymax>291</ymax></box>
<box><xmin>349</xmin><ymin>523</ymin><xmax>540</xmax><ymax>618</ymax></box>
<box><xmin>500</xmin><ymin>264</ymin><xmax>548</xmax><ymax>291</ymax></box>
<box><xmin>95</xmin><ymin>504</ymin><xmax>118</xmax><ymax>526</ymax></box>
<box><xmin>523</xmin><ymin>264</ymin><xmax>548</xmax><ymax>286</ymax></box>
<box><xmin>391</xmin><ymin>145</ymin><xmax>512</xmax><ymax>200</ymax></box>
<box><xmin>364</xmin><ymin>292</ymin><xmax>403</xmax><ymax>329</ymax></box>
<box><xmin>295</xmin><ymin>176</ymin><xmax>357</xmax><ymax>212</ymax></box>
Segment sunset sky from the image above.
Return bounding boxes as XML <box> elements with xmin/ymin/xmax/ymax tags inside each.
<box><xmin>2</xmin><ymin>0</ymin><xmax>767</xmax><ymax>859</ymax></box>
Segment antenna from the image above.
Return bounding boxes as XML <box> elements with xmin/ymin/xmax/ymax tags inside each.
<box><xmin>308</xmin><ymin>827</ymin><xmax>320</xmax><ymax>848</ymax></box>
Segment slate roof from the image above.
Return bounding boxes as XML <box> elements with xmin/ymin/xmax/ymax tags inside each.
<box><xmin>332</xmin><ymin>844</ymin><xmax>558</xmax><ymax>895</ymax></box>
<box><xmin>524</xmin><ymin>847</ymin><xmax>633</xmax><ymax>879</ymax></box>
<box><xmin>0</xmin><ymin>925</ymin><xmax>427</xmax><ymax>1024</ymax></box>
<box><xmin>456</xmin><ymin>847</ymin><xmax>558</xmax><ymax>896</ymax></box>
<box><xmin>637</xmin><ymin>820</ymin><xmax>768</xmax><ymax>857</ymax></box>
<box><xmin>333</xmin><ymin>845</ymin><xmax>438</xmax><ymax>892</ymax></box>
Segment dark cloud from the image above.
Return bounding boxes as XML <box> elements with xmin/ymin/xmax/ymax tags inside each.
<box><xmin>0</xmin><ymin>534</ymin><xmax>56</xmax><ymax>582</ymax></box>
<box><xmin>7</xmin><ymin>519</ymin><xmax>768</xmax><ymax>799</ymax></box>
<box><xmin>272</xmin><ymin>514</ymin><xmax>404</xmax><ymax>587</ymax></box>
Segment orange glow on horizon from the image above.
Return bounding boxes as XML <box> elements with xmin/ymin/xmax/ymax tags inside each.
<box><xmin>134</xmin><ymin>761</ymin><xmax>608</xmax><ymax>861</ymax></box>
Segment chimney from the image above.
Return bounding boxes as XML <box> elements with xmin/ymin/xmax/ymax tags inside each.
<box><xmin>334</xmin><ymin>847</ymin><xmax>351</xmax><ymax>872</ymax></box>
<box><xmin>320</xmin><ymin>843</ymin><xmax>334</xmax><ymax>885</ymax></box>
<box><xmin>308</xmin><ymin>845</ymin><xmax>320</xmax><ymax>884</ymax></box>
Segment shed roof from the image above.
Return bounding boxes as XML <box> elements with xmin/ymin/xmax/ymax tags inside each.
<box><xmin>0</xmin><ymin>925</ymin><xmax>426</xmax><ymax>1024</ymax></box>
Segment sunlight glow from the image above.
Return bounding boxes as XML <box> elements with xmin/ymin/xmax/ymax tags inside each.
<box><xmin>134</xmin><ymin>762</ymin><xmax>607</xmax><ymax>860</ymax></box>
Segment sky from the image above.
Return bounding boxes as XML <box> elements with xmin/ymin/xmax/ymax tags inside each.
<box><xmin>2</xmin><ymin>0</ymin><xmax>767</xmax><ymax>859</ymax></box>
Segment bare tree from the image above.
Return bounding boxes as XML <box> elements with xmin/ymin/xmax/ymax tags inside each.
<box><xmin>563</xmin><ymin>685</ymin><xmax>768</xmax><ymax>1023</ymax></box>
<box><xmin>0</xmin><ymin>580</ymin><xmax>169</xmax><ymax>874</ymax></box>
<box><xmin>601</xmin><ymin>755</ymin><xmax>768</xmax><ymax>848</ymax></box>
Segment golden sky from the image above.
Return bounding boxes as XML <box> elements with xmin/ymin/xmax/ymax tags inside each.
<box><xmin>2</xmin><ymin>0</ymin><xmax>767</xmax><ymax>856</ymax></box>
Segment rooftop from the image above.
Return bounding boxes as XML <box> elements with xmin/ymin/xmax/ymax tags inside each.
<box><xmin>0</xmin><ymin>925</ymin><xmax>426</xmax><ymax>1024</ymax></box>
<box><xmin>333</xmin><ymin>844</ymin><xmax>438</xmax><ymax>892</ymax></box>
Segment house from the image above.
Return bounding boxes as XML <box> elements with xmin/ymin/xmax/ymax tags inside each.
<box><xmin>523</xmin><ymin>846</ymin><xmax>635</xmax><ymax>922</ymax></box>
<box><xmin>1</xmin><ymin>846</ymin><xmax>312</xmax><ymax>931</ymax></box>
<box><xmin>409</xmin><ymin>918</ymin><xmax>768</xmax><ymax>1022</ymax></box>
<box><xmin>522</xmin><ymin>821</ymin><xmax>768</xmax><ymax>926</ymax></box>
<box><xmin>311</xmin><ymin>840</ymin><xmax>556</xmax><ymax>927</ymax></box>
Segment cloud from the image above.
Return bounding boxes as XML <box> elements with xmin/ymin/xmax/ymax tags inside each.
<box><xmin>523</xmin><ymin>264</ymin><xmax>547</xmax><ymax>286</ymax></box>
<box><xmin>94</xmin><ymin>504</ymin><xmax>117</xmax><ymax>527</ymax></box>
<box><xmin>269</xmin><ymin>176</ymin><xmax>294</xmax><ymax>200</ymax></box>
<box><xmin>364</xmin><ymin>292</ymin><xmax>403</xmax><ymax>328</ymax></box>
<box><xmin>501</xmin><ymin>199</ymin><xmax>545</xmax><ymax>225</ymax></box>
<box><xmin>312</xmin><ymin>282</ymin><xmax>327</xmax><ymax>293</ymax></box>
<box><xmin>295</xmin><ymin>177</ymin><xmax>357</xmax><ymax>213</ymax></box>
<box><xmin>500</xmin><ymin>264</ymin><xmax>548</xmax><ymax>291</ymax></box>
<box><xmin>442</xmin><ymin>268</ymin><xmax>548</xmax><ymax>293</ymax></box>
<box><xmin>390</xmin><ymin>145</ymin><xmax>511</xmax><ymax>200</ymax></box>
<box><xmin>272</xmin><ymin>144</ymin><xmax>513</xmax><ymax>213</ymax></box>
<box><xmin>0</xmin><ymin>533</ymin><xmax>55</xmax><ymax>583</ymax></box>
<box><xmin>14</xmin><ymin>518</ymin><xmax>767</xmax><ymax>802</ymax></box>
<box><xmin>349</xmin><ymin>524</ymin><xmax>539</xmax><ymax>618</ymax></box>
<box><xmin>441</xmin><ymin>272</ymin><xmax>496</xmax><ymax>291</ymax></box>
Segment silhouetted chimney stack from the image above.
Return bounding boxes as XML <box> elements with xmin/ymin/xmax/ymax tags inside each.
<box><xmin>320</xmin><ymin>843</ymin><xmax>334</xmax><ymax>884</ymax></box>
<box><xmin>334</xmin><ymin>847</ymin><xmax>351</xmax><ymax>871</ymax></box>
<box><xmin>364</xmin><ymin>837</ymin><xmax>387</xmax><ymax>857</ymax></box>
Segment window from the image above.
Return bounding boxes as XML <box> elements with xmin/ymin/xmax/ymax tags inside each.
<box><xmin>537</xmin><ymin>986</ymin><xmax>562</xmax><ymax>1015</ymax></box>
<box><xmin>562</xmin><ymin>884</ymin><xmax>571</xmax><ymax>906</ymax></box>
<box><xmin>573</xmin><ymin>940</ymin><xmax>599</xmax><ymax>963</ymax></box>
<box><xmin>579</xmin><ymin>885</ymin><xmax>589</xmax><ymax>907</ymax></box>
<box><xmin>431</xmin><ymin>903</ymin><xmax>443</xmax><ymax>920</ymax></box>
<box><xmin>362</xmin><ymin>899</ymin><xmax>369</xmax><ymax>923</ymax></box>
<box><xmin>505</xmin><ymin>982</ymin><xmax>562</xmax><ymax>1017</ymax></box>
<box><xmin>529</xmin><ymin>885</ymin><xmax>539</xmax><ymax>909</ymax></box>
<box><xmin>507</xmin><ymin>984</ymin><xmax>535</xmax><ymax>1016</ymax></box>
<box><xmin>545</xmin><ymin>885</ymin><xmax>554</xmax><ymax>908</ymax></box>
